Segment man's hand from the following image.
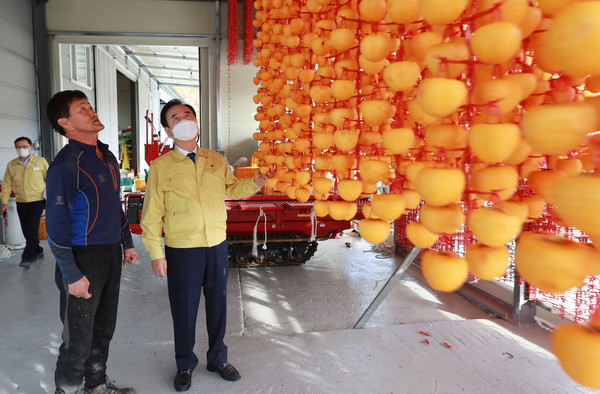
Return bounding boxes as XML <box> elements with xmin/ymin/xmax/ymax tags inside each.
<box><xmin>123</xmin><ymin>248</ymin><xmax>139</xmax><ymax>266</ymax></box>
<box><xmin>253</xmin><ymin>169</ymin><xmax>268</xmax><ymax>187</ymax></box>
<box><xmin>1</xmin><ymin>204</ymin><xmax>7</xmax><ymax>214</ymax></box>
<box><xmin>68</xmin><ymin>276</ymin><xmax>92</xmax><ymax>299</ymax></box>
<box><xmin>151</xmin><ymin>258</ymin><xmax>167</xmax><ymax>277</ymax></box>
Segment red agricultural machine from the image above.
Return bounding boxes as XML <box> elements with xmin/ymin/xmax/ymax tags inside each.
<box><xmin>123</xmin><ymin>111</ymin><xmax>362</xmax><ymax>267</ymax></box>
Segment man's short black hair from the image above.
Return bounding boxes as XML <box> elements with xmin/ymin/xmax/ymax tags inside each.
<box><xmin>14</xmin><ymin>137</ymin><xmax>32</xmax><ymax>146</ymax></box>
<box><xmin>46</xmin><ymin>90</ymin><xmax>89</xmax><ymax>136</ymax></box>
<box><xmin>160</xmin><ymin>99</ymin><xmax>197</xmax><ymax>128</ymax></box>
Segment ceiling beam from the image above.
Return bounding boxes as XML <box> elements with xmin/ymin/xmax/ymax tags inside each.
<box><xmin>160</xmin><ymin>82</ymin><xmax>200</xmax><ymax>88</ymax></box>
<box><xmin>144</xmin><ymin>65</ymin><xmax>199</xmax><ymax>73</ymax></box>
<box><xmin>128</xmin><ymin>52</ymin><xmax>199</xmax><ymax>61</ymax></box>
<box><xmin>156</xmin><ymin>76</ymin><xmax>200</xmax><ymax>82</ymax></box>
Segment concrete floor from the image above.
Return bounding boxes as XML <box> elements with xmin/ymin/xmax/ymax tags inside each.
<box><xmin>0</xmin><ymin>232</ymin><xmax>597</xmax><ymax>394</ymax></box>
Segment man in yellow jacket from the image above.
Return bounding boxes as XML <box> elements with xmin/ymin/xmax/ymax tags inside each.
<box><xmin>140</xmin><ymin>99</ymin><xmax>267</xmax><ymax>392</ymax></box>
<box><xmin>1</xmin><ymin>136</ymin><xmax>48</xmax><ymax>267</ymax></box>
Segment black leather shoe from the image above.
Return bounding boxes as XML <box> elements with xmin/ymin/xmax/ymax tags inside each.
<box><xmin>207</xmin><ymin>362</ymin><xmax>240</xmax><ymax>381</ymax></box>
<box><xmin>174</xmin><ymin>369</ymin><xmax>192</xmax><ymax>392</ymax></box>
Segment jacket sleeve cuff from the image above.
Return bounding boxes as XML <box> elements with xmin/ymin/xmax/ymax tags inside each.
<box><xmin>121</xmin><ymin>228</ymin><xmax>135</xmax><ymax>250</ymax></box>
<box><xmin>247</xmin><ymin>177</ymin><xmax>262</xmax><ymax>193</ymax></box>
<box><xmin>56</xmin><ymin>259</ymin><xmax>84</xmax><ymax>285</ymax></box>
<box><xmin>143</xmin><ymin>240</ymin><xmax>165</xmax><ymax>261</ymax></box>
<box><xmin>48</xmin><ymin>238</ymin><xmax>83</xmax><ymax>285</ymax></box>
<box><xmin>65</xmin><ymin>271</ymin><xmax>85</xmax><ymax>285</ymax></box>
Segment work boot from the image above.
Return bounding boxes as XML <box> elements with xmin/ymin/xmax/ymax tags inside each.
<box><xmin>19</xmin><ymin>259</ymin><xmax>32</xmax><ymax>268</ymax></box>
<box><xmin>84</xmin><ymin>378</ymin><xmax>135</xmax><ymax>394</ymax></box>
<box><xmin>54</xmin><ymin>386</ymin><xmax>80</xmax><ymax>394</ymax></box>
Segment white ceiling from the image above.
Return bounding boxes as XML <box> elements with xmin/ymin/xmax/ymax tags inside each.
<box><xmin>121</xmin><ymin>45</ymin><xmax>200</xmax><ymax>88</ymax></box>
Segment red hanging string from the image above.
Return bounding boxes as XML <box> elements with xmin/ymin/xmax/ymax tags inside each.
<box><xmin>228</xmin><ymin>0</ymin><xmax>238</xmax><ymax>65</ymax></box>
<box><xmin>243</xmin><ymin>0</ymin><xmax>254</xmax><ymax>64</ymax></box>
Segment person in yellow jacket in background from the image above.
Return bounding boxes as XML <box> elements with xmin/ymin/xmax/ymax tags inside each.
<box><xmin>140</xmin><ymin>99</ymin><xmax>267</xmax><ymax>392</ymax></box>
<box><xmin>0</xmin><ymin>137</ymin><xmax>49</xmax><ymax>267</ymax></box>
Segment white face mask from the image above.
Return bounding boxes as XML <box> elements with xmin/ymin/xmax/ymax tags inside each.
<box><xmin>171</xmin><ymin>119</ymin><xmax>199</xmax><ymax>141</ymax></box>
<box><xmin>16</xmin><ymin>148</ymin><xmax>30</xmax><ymax>158</ymax></box>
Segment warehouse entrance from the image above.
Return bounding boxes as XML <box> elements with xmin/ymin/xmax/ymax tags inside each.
<box><xmin>117</xmin><ymin>71</ymin><xmax>137</xmax><ymax>174</ymax></box>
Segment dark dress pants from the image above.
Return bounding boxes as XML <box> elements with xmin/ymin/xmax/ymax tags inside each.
<box><xmin>54</xmin><ymin>243</ymin><xmax>123</xmax><ymax>392</ymax></box>
<box><xmin>165</xmin><ymin>240</ymin><xmax>229</xmax><ymax>371</ymax></box>
<box><xmin>16</xmin><ymin>199</ymin><xmax>45</xmax><ymax>261</ymax></box>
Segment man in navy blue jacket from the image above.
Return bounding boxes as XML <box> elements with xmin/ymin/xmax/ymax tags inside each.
<box><xmin>46</xmin><ymin>90</ymin><xmax>139</xmax><ymax>394</ymax></box>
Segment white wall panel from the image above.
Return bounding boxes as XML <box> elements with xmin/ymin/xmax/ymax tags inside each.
<box><xmin>58</xmin><ymin>44</ymin><xmax>95</xmax><ymax>105</ymax></box>
<box><xmin>0</xmin><ymin>52</ymin><xmax>37</xmax><ymax>92</ymax></box>
<box><xmin>0</xmin><ymin>23</ymin><xmax>34</xmax><ymax>62</ymax></box>
<box><xmin>94</xmin><ymin>47</ymin><xmax>119</xmax><ymax>156</ymax></box>
<box><xmin>0</xmin><ymin>86</ymin><xmax>37</xmax><ymax>121</ymax></box>
<box><xmin>0</xmin><ymin>0</ymin><xmax>32</xmax><ymax>27</ymax></box>
<box><xmin>0</xmin><ymin>0</ymin><xmax>38</xmax><ymax>181</ymax></box>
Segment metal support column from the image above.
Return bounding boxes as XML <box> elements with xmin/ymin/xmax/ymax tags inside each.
<box><xmin>512</xmin><ymin>274</ymin><xmax>536</xmax><ymax>324</ymax></box>
<box><xmin>353</xmin><ymin>246</ymin><xmax>421</xmax><ymax>329</ymax></box>
<box><xmin>33</xmin><ymin>0</ymin><xmax>54</xmax><ymax>161</ymax></box>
